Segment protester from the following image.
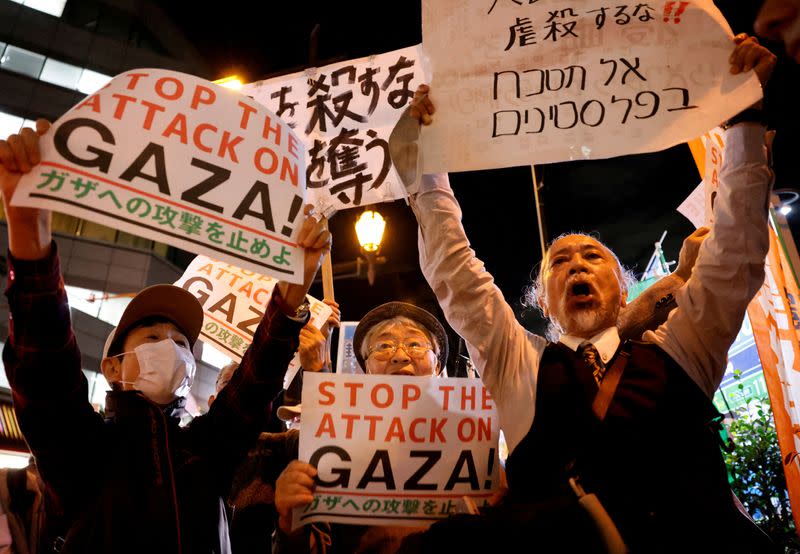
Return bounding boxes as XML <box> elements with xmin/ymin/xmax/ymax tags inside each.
<box><xmin>0</xmin><ymin>457</ymin><xmax>46</xmax><ymax>554</ymax></box>
<box><xmin>211</xmin><ymin>304</ymin><xmax>338</xmax><ymax>553</ymax></box>
<box><xmin>391</xmin><ymin>35</ymin><xmax>777</xmax><ymax>552</ymax></box>
<box><xmin>754</xmin><ymin>0</ymin><xmax>800</xmax><ymax>63</ymax></box>
<box><xmin>0</xmin><ymin>121</ymin><xmax>331</xmax><ymax>553</ymax></box>
<box><xmin>273</xmin><ymin>301</ymin><xmax>448</xmax><ymax>554</ymax></box>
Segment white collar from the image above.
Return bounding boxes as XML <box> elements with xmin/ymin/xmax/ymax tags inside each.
<box><xmin>559</xmin><ymin>327</ymin><xmax>621</xmax><ymax>365</ymax></box>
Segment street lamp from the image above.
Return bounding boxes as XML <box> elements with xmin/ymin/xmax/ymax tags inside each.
<box><xmin>213</xmin><ymin>75</ymin><xmax>244</xmax><ymax>91</ymax></box>
<box><xmin>355</xmin><ymin>210</ymin><xmax>386</xmax><ymax>285</ymax></box>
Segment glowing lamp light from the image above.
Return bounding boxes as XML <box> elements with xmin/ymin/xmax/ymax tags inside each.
<box><xmin>780</xmin><ymin>204</ymin><xmax>792</xmax><ymax>215</ymax></box>
<box><xmin>213</xmin><ymin>76</ymin><xmax>243</xmax><ymax>91</ymax></box>
<box><xmin>355</xmin><ymin>210</ymin><xmax>386</xmax><ymax>253</ymax></box>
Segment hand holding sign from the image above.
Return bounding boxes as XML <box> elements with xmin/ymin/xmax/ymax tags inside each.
<box><xmin>276</xmin><ymin>460</ymin><xmax>317</xmax><ymax>534</ymax></box>
<box><xmin>729</xmin><ymin>34</ymin><xmax>777</xmax><ymax>90</ymax></box>
<box><xmin>11</xmin><ymin>69</ymin><xmax>308</xmax><ymax>283</ymax></box>
<box><xmin>276</xmin><ymin>206</ymin><xmax>331</xmax><ymax>311</ymax></box>
<box><xmin>0</xmin><ymin>120</ymin><xmax>53</xmax><ymax>261</ymax></box>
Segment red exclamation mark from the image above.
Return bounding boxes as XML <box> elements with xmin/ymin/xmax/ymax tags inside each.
<box><xmin>663</xmin><ymin>1</ymin><xmax>674</xmax><ymax>22</ymax></box>
<box><xmin>673</xmin><ymin>1</ymin><xmax>689</xmax><ymax>23</ymax></box>
<box><xmin>281</xmin><ymin>195</ymin><xmax>303</xmax><ymax>237</ymax></box>
<box><xmin>484</xmin><ymin>448</ymin><xmax>496</xmax><ymax>489</ymax></box>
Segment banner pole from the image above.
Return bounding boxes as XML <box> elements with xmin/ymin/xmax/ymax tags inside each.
<box><xmin>321</xmin><ymin>217</ymin><xmax>335</xmax><ymax>371</ymax></box>
<box><xmin>531</xmin><ymin>164</ymin><xmax>547</xmax><ymax>259</ymax></box>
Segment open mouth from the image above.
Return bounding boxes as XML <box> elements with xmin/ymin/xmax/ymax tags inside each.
<box><xmin>571</xmin><ymin>282</ymin><xmax>592</xmax><ymax>297</ymax></box>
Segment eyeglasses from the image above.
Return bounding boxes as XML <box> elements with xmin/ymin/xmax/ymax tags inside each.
<box><xmin>367</xmin><ymin>340</ymin><xmax>433</xmax><ymax>361</ymax></box>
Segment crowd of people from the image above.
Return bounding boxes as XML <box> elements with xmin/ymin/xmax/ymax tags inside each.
<box><xmin>0</xmin><ymin>8</ymin><xmax>794</xmax><ymax>553</ymax></box>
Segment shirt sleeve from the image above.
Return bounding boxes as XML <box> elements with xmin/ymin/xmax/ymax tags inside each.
<box><xmin>187</xmin><ymin>291</ymin><xmax>306</xmax><ymax>490</ymax></box>
<box><xmin>410</xmin><ymin>173</ymin><xmax>547</xmax><ymax>455</ymax></box>
<box><xmin>644</xmin><ymin>123</ymin><xmax>772</xmax><ymax>397</ymax></box>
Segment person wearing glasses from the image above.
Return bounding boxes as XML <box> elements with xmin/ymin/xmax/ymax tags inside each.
<box><xmin>272</xmin><ymin>301</ymin><xmax>449</xmax><ymax>554</ymax></box>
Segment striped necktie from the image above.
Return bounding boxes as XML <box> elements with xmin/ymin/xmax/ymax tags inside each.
<box><xmin>578</xmin><ymin>341</ymin><xmax>607</xmax><ymax>384</ymax></box>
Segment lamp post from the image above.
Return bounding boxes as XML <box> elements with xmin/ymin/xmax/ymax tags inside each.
<box><xmin>355</xmin><ymin>210</ymin><xmax>386</xmax><ymax>285</ymax></box>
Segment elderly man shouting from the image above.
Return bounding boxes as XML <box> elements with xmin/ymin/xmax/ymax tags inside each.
<box><xmin>392</xmin><ymin>36</ymin><xmax>777</xmax><ymax>553</ymax></box>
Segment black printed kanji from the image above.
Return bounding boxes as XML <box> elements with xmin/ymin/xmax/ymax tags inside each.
<box><xmin>505</xmin><ymin>17</ymin><xmax>537</xmax><ymax>50</ymax></box>
<box><xmin>544</xmin><ymin>9</ymin><xmax>579</xmax><ymax>41</ymax></box>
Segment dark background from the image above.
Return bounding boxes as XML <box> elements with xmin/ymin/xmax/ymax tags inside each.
<box><xmin>164</xmin><ymin>1</ymin><xmax>800</xmax><ymax>372</ymax></box>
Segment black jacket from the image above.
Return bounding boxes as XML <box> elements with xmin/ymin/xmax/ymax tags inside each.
<box><xmin>3</xmin><ymin>248</ymin><xmax>306</xmax><ymax>554</ymax></box>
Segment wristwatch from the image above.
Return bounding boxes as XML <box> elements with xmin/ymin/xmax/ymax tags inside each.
<box><xmin>294</xmin><ymin>297</ymin><xmax>311</xmax><ymax>318</ymax></box>
<box><xmin>720</xmin><ymin>108</ymin><xmax>766</xmax><ymax>130</ymax></box>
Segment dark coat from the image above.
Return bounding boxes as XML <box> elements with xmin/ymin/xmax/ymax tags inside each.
<box><xmin>3</xmin><ymin>247</ymin><xmax>305</xmax><ymax>554</ymax></box>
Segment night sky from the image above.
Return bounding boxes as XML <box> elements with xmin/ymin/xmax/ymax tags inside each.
<box><xmin>164</xmin><ymin>0</ymin><xmax>800</xmax><ymax>368</ymax></box>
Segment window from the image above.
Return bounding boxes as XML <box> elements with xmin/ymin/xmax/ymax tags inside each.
<box><xmin>18</xmin><ymin>0</ymin><xmax>67</xmax><ymax>18</ymax></box>
<box><xmin>0</xmin><ymin>46</ymin><xmax>45</xmax><ymax>79</ymax></box>
<box><xmin>77</xmin><ymin>68</ymin><xmax>111</xmax><ymax>94</ymax></box>
<box><xmin>40</xmin><ymin>58</ymin><xmax>82</xmax><ymax>89</ymax></box>
<box><xmin>0</xmin><ymin>111</ymin><xmax>24</xmax><ymax>140</ymax></box>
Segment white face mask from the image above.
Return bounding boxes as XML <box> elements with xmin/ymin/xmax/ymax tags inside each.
<box><xmin>116</xmin><ymin>339</ymin><xmax>196</xmax><ymax>405</ymax></box>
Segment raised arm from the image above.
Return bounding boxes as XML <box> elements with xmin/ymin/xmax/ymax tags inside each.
<box><xmin>187</xmin><ymin>209</ymin><xmax>331</xmax><ymax>488</ymax></box>
<box><xmin>0</xmin><ymin>121</ymin><xmax>105</xmax><ymax>516</ymax></box>
<box><xmin>392</xmin><ymin>85</ymin><xmax>546</xmax><ymax>453</ymax></box>
<box><xmin>645</xmin><ymin>36</ymin><xmax>775</xmax><ymax>396</ymax></box>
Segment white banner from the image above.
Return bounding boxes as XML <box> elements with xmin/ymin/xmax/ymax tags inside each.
<box><xmin>296</xmin><ymin>372</ymin><xmax>500</xmax><ymax>528</ymax></box>
<box><xmin>420</xmin><ymin>0</ymin><xmax>762</xmax><ymax>172</ymax></box>
<box><xmin>13</xmin><ymin>69</ymin><xmax>307</xmax><ymax>283</ymax></box>
<box><xmin>174</xmin><ymin>255</ymin><xmax>331</xmax><ymax>383</ymax></box>
<box><xmin>242</xmin><ymin>45</ymin><xmax>430</xmax><ymax>215</ymax></box>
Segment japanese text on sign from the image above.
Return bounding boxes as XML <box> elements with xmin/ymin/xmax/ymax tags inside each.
<box><xmin>242</xmin><ymin>45</ymin><xmax>429</xmax><ymax>215</ymax></box>
<box><xmin>419</xmin><ymin>0</ymin><xmax>762</xmax><ymax>173</ymax></box>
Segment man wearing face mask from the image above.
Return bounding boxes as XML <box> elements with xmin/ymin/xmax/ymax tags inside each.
<box><xmin>0</xmin><ymin>121</ymin><xmax>332</xmax><ymax>554</ymax></box>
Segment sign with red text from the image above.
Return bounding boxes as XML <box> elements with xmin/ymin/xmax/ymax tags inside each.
<box><xmin>13</xmin><ymin>69</ymin><xmax>307</xmax><ymax>283</ymax></box>
<box><xmin>296</xmin><ymin>372</ymin><xmax>500</xmax><ymax>528</ymax></box>
<box><xmin>175</xmin><ymin>255</ymin><xmax>331</xmax><ymax>381</ymax></box>
<box><xmin>420</xmin><ymin>0</ymin><xmax>762</xmax><ymax>172</ymax></box>
<box><xmin>242</xmin><ymin>45</ymin><xmax>429</xmax><ymax>216</ymax></box>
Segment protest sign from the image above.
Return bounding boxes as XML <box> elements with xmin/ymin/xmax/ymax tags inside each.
<box><xmin>296</xmin><ymin>372</ymin><xmax>500</xmax><ymax>528</ymax></box>
<box><xmin>174</xmin><ymin>255</ymin><xmax>331</xmax><ymax>385</ymax></box>
<box><xmin>420</xmin><ymin>0</ymin><xmax>762</xmax><ymax>172</ymax></box>
<box><xmin>13</xmin><ymin>69</ymin><xmax>307</xmax><ymax>283</ymax></box>
<box><xmin>242</xmin><ymin>45</ymin><xmax>429</xmax><ymax>215</ymax></box>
